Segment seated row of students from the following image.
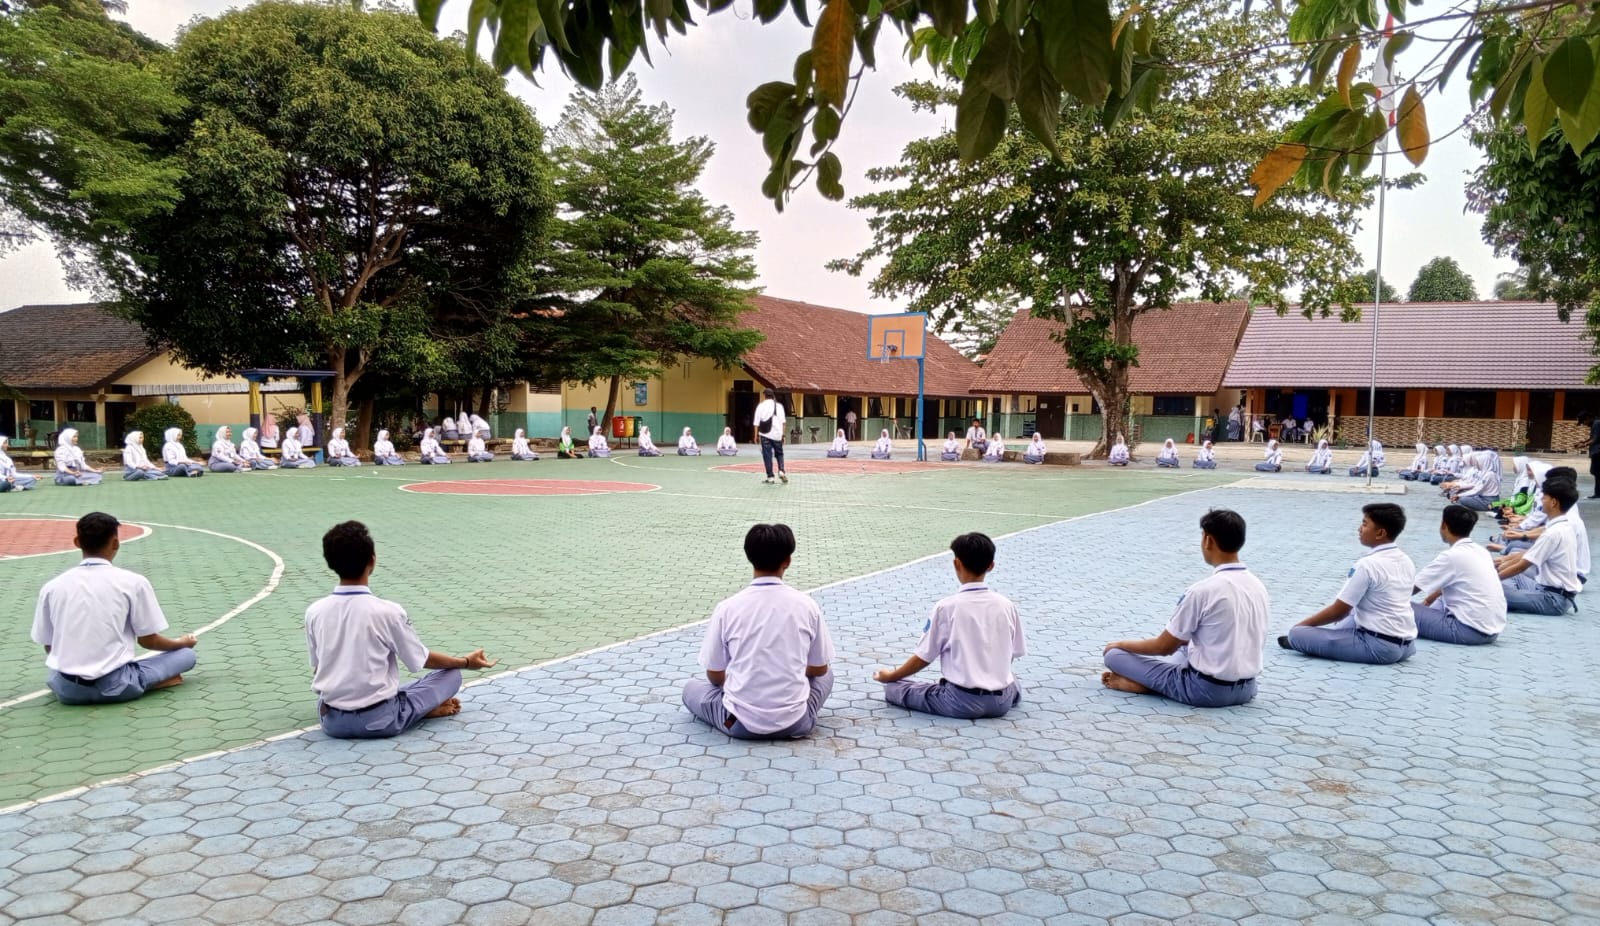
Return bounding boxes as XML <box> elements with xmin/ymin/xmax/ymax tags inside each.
<box><xmin>438</xmin><ymin>413</ymin><xmax>491</xmax><ymax>441</ymax></box>
<box><xmin>0</xmin><ymin>435</ymin><xmax>39</xmax><ymax>491</ymax></box>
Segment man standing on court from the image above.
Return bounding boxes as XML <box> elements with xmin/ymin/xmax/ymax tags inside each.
<box><xmin>754</xmin><ymin>387</ymin><xmax>787</xmax><ymax>485</ymax></box>
<box><xmin>587</xmin><ymin>406</ymin><xmax>600</xmax><ymax>438</ymax></box>
<box><xmin>845</xmin><ymin>407</ymin><xmax>858</xmax><ymax>442</ymax></box>
<box><xmin>1578</xmin><ymin>411</ymin><xmax>1600</xmax><ymax>498</ymax></box>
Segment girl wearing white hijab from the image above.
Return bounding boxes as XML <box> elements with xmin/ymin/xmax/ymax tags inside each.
<box><xmin>982</xmin><ymin>436</ymin><xmax>1004</xmax><ymax>461</ymax></box>
<box><xmin>1305</xmin><ymin>439</ymin><xmax>1333</xmax><ymax>474</ymax></box>
<box><xmin>1441</xmin><ymin>444</ymin><xmax>1475</xmax><ymax>493</ymax></box>
<box><xmin>1348</xmin><ymin>438</ymin><xmax>1384</xmax><ymax>476</ymax></box>
<box><xmin>588</xmin><ymin>426</ymin><xmax>612</xmax><ymax>458</ymax></box>
<box><xmin>827</xmin><ymin>428</ymin><xmax>850</xmax><ymax>459</ymax></box>
<box><xmin>716</xmin><ymin>427</ymin><xmax>738</xmax><ymax>456</ymax></box>
<box><xmin>1193</xmin><ymin>439</ymin><xmax>1217</xmax><ymax>470</ymax></box>
<box><xmin>54</xmin><ymin>428</ymin><xmax>103</xmax><ymax>485</ymax></box>
<box><xmin>161</xmin><ymin>428</ymin><xmax>205</xmax><ymax>477</ymax></box>
<box><xmin>1398</xmin><ymin>442</ymin><xmax>1429</xmax><ymax>480</ymax></box>
<box><xmin>638</xmin><ymin>425</ymin><xmax>662</xmax><ymax>457</ymax></box>
<box><xmin>419</xmin><ymin>427</ymin><xmax>452</xmax><ymax>464</ymax></box>
<box><xmin>0</xmin><ymin>435</ymin><xmax>39</xmax><ymax>491</ymax></box>
<box><xmin>466</xmin><ymin>432</ymin><xmax>494</xmax><ymax>463</ymax></box>
<box><xmin>1107</xmin><ymin>433</ymin><xmax>1130</xmax><ymax>466</ymax></box>
<box><xmin>1156</xmin><ymin>438</ymin><xmax>1180</xmax><ymax>468</ymax></box>
<box><xmin>940</xmin><ymin>431</ymin><xmax>960</xmax><ymax>462</ymax></box>
<box><xmin>1255</xmin><ymin>438</ymin><xmax>1282</xmax><ymax>472</ymax></box>
<box><xmin>677</xmin><ymin>427</ymin><xmax>700</xmax><ymax>456</ymax></box>
<box><xmin>1451</xmin><ymin>450</ymin><xmax>1502</xmax><ymax>510</ymax></box>
<box><xmin>209</xmin><ymin>426</ymin><xmax>245</xmax><ymax>472</ymax></box>
<box><xmin>1427</xmin><ymin>444</ymin><xmax>1451</xmax><ymax>484</ymax></box>
<box><xmin>239</xmin><ymin>427</ymin><xmax>277</xmax><ymax>470</ymax></box>
<box><xmin>509</xmin><ymin>428</ymin><xmax>538</xmax><ymax>461</ymax></box>
<box><xmin>872</xmin><ymin>429</ymin><xmax>893</xmax><ymax>460</ymax></box>
<box><xmin>326</xmin><ymin>427</ymin><xmax>361</xmax><ymax>466</ymax></box>
<box><xmin>121</xmin><ymin>431</ymin><xmax>167</xmax><ymax>481</ymax></box>
<box><xmin>557</xmin><ymin>426</ymin><xmax>582</xmax><ymax>458</ymax></box>
<box><xmin>469</xmin><ymin>413</ymin><xmax>491</xmax><ymax>440</ymax></box>
<box><xmin>280</xmin><ymin>429</ymin><xmax>316</xmax><ymax>468</ymax></box>
<box><xmin>1023</xmin><ymin>433</ymin><xmax>1047</xmax><ymax>464</ymax></box>
<box><xmin>371</xmin><ymin>429</ymin><xmax>403</xmax><ymax>466</ymax></box>
<box><xmin>441</xmin><ymin>416</ymin><xmax>460</xmax><ymax>441</ymax></box>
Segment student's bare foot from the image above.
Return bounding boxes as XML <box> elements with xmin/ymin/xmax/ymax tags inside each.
<box><xmin>426</xmin><ymin>698</ymin><xmax>462</xmax><ymax>719</ymax></box>
<box><xmin>149</xmin><ymin>675</ymin><xmax>184</xmax><ymax>691</ymax></box>
<box><xmin>1101</xmin><ymin>671</ymin><xmax>1150</xmax><ymax>694</ymax></box>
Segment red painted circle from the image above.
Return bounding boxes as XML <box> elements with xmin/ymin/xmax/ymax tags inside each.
<box><xmin>399</xmin><ymin>479</ymin><xmax>659</xmax><ymax>497</ymax></box>
<box><xmin>711</xmin><ymin>460</ymin><xmax>943</xmax><ymax>476</ymax></box>
<box><xmin>0</xmin><ymin>519</ymin><xmax>149</xmax><ymax>559</ymax></box>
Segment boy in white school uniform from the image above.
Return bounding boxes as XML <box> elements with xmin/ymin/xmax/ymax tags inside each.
<box><xmin>1102</xmin><ymin>509</ymin><xmax>1268</xmax><ymax>707</ymax></box>
<box><xmin>1497</xmin><ymin>478</ymin><xmax>1582</xmax><ymax>615</ymax></box>
<box><xmin>31</xmin><ymin>512</ymin><xmax>199</xmax><ymax>704</ymax></box>
<box><xmin>874</xmin><ymin>533</ymin><xmax>1025</xmax><ymax>718</ymax></box>
<box><xmin>1411</xmin><ymin>505</ymin><xmax>1507</xmax><ymax>645</ymax></box>
<box><xmin>306</xmin><ymin>521</ymin><xmax>498</xmax><ymax>739</ymax></box>
<box><xmin>683</xmin><ymin>524</ymin><xmax>834</xmax><ymax>739</ymax></box>
<box><xmin>1280</xmin><ymin>503</ymin><xmax>1417</xmax><ymax>664</ymax></box>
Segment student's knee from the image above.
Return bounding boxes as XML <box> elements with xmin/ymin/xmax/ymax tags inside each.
<box><xmin>167</xmin><ymin>648</ymin><xmax>198</xmax><ymax>676</ymax></box>
<box><xmin>681</xmin><ymin>678</ymin><xmax>714</xmax><ymax>710</ymax></box>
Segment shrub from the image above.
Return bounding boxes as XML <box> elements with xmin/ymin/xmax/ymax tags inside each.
<box><xmin>125</xmin><ymin>403</ymin><xmax>201</xmax><ymax>456</ymax></box>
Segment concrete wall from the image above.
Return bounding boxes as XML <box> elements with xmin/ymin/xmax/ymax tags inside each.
<box><xmin>562</xmin><ymin>360</ymin><xmax>732</xmax><ymax>445</ymax></box>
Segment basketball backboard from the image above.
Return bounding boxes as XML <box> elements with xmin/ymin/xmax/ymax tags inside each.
<box><xmin>866</xmin><ymin>313</ymin><xmax>928</xmax><ymax>361</ymax></box>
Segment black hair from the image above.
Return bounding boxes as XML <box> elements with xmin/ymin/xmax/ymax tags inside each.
<box><xmin>1441</xmin><ymin>504</ymin><xmax>1478</xmax><ymax>538</ymax></box>
<box><xmin>1199</xmin><ymin>509</ymin><xmax>1246</xmax><ymax>553</ymax></box>
<box><xmin>744</xmin><ymin>523</ymin><xmax>795</xmax><ymax>571</ymax></box>
<box><xmin>1362</xmin><ymin>503</ymin><xmax>1407</xmax><ymax>541</ymax></box>
<box><xmin>1545</xmin><ymin>479</ymin><xmax>1579</xmax><ymax>513</ymax></box>
<box><xmin>1547</xmin><ymin>466</ymin><xmax>1577</xmax><ymax>482</ymax></box>
<box><xmin>950</xmin><ymin>532</ymin><xmax>996</xmax><ymax>573</ymax></box>
<box><xmin>322</xmin><ymin>520</ymin><xmax>376</xmax><ymax>580</ymax></box>
<box><xmin>762</xmin><ymin>388</ymin><xmax>775</xmax><ymax>399</ymax></box>
<box><xmin>76</xmin><ymin>512</ymin><xmax>120</xmax><ymax>554</ymax></box>
<box><xmin>1579</xmin><ymin>411</ymin><xmax>1593</xmax><ymax>424</ymax></box>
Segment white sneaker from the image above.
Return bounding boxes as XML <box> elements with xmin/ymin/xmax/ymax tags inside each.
<box><xmin>779</xmin><ymin>473</ymin><xmax>788</xmax><ymax>484</ymax></box>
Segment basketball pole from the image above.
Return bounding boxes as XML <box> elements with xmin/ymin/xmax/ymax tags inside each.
<box><xmin>916</xmin><ymin>357</ymin><xmax>926</xmax><ymax>462</ymax></box>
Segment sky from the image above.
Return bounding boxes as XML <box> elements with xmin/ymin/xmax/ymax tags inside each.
<box><xmin>0</xmin><ymin>0</ymin><xmax>1515</xmax><ymax>312</ymax></box>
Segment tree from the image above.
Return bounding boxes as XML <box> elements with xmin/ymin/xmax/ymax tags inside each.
<box><xmin>1407</xmin><ymin>257</ymin><xmax>1479</xmax><ymax>303</ymax></box>
<box><xmin>535</xmin><ymin>75</ymin><xmax>762</xmax><ymax>425</ymax></box>
<box><xmin>0</xmin><ymin>0</ymin><xmax>181</xmax><ymax>282</ymax></box>
<box><xmin>115</xmin><ymin>2</ymin><xmax>553</xmax><ymax>438</ymax></box>
<box><xmin>1353</xmin><ymin>269</ymin><xmax>1401</xmax><ymax>304</ymax></box>
<box><xmin>1493</xmin><ymin>269</ymin><xmax>1537</xmax><ymax>300</ymax></box>
<box><xmin>832</xmin><ymin>10</ymin><xmax>1363</xmax><ymax>458</ymax></box>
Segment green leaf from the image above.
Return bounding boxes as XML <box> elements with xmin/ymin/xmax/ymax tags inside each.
<box><xmin>970</xmin><ymin>22</ymin><xmax>1022</xmax><ymax>100</ymax></box>
<box><xmin>746</xmin><ymin>81</ymin><xmax>795</xmax><ymax>132</ymax></box>
<box><xmin>1524</xmin><ymin>58</ymin><xmax>1558</xmax><ymax>155</ymax></box>
<box><xmin>417</xmin><ymin>0</ymin><xmax>445</xmax><ymax>31</ymax></box>
<box><xmin>1545</xmin><ymin>37</ymin><xmax>1595</xmax><ymax>114</ymax></box>
<box><xmin>466</xmin><ymin>0</ymin><xmax>495</xmax><ymax>58</ymax></box>
<box><xmin>955</xmin><ymin>79</ymin><xmax>1007</xmax><ymax>161</ymax></box>
<box><xmin>812</xmin><ymin>0</ymin><xmax>856</xmax><ymax>109</ymax></box>
<box><xmin>1437</xmin><ymin>34</ymin><xmax>1481</xmax><ymax>90</ymax></box>
<box><xmin>1040</xmin><ymin>0</ymin><xmax>1114</xmax><ymax>105</ymax></box>
<box><xmin>1017</xmin><ymin>30</ymin><xmax>1062</xmax><ymax>155</ymax></box>
<box><xmin>538</xmin><ymin>0</ymin><xmax>569</xmax><ymax>52</ymax></box>
<box><xmin>1381</xmin><ymin>31</ymin><xmax>1411</xmax><ymax>73</ymax></box>
<box><xmin>817</xmin><ymin>152</ymin><xmax>845</xmax><ymax>199</ymax></box>
<box><xmin>790</xmin><ymin>0</ymin><xmax>813</xmax><ymax>27</ymax></box>
<box><xmin>856</xmin><ymin>14</ymin><xmax>882</xmax><ymax>69</ymax></box>
<box><xmin>1556</xmin><ymin>43</ymin><xmax>1600</xmax><ymax>154</ymax></box>
<box><xmin>754</xmin><ymin>0</ymin><xmax>785</xmax><ymax>24</ymax></box>
<box><xmin>793</xmin><ymin>50</ymin><xmax>814</xmax><ymax>96</ymax></box>
<box><xmin>813</xmin><ymin>104</ymin><xmax>841</xmax><ymax>145</ymax></box>
<box><xmin>928</xmin><ymin>0</ymin><xmax>968</xmax><ymax>38</ymax></box>
<box><xmin>500</xmin><ymin>0</ymin><xmax>536</xmax><ymax>73</ymax></box>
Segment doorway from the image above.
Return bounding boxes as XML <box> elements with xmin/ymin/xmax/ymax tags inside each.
<box><xmin>106</xmin><ymin>402</ymin><xmax>136</xmax><ymax>445</ymax></box>
<box><xmin>1034</xmin><ymin>396</ymin><xmax>1065</xmax><ymax>439</ymax></box>
<box><xmin>0</xmin><ymin>400</ymin><xmax>14</xmax><ymax>439</ymax></box>
<box><xmin>837</xmin><ymin>396</ymin><xmax>862</xmax><ymax>441</ymax></box>
<box><xmin>1526</xmin><ymin>391</ymin><xmax>1555</xmax><ymax>451</ymax></box>
<box><xmin>727</xmin><ymin>389</ymin><xmax>759</xmax><ymax>442</ymax></box>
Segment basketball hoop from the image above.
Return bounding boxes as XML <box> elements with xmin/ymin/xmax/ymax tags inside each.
<box><xmin>879</xmin><ymin>345</ymin><xmax>897</xmax><ymax>365</ymax></box>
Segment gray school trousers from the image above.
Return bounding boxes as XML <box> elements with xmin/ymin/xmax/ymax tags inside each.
<box><xmin>1502</xmin><ymin>573</ymin><xmax>1576</xmax><ymax>616</ymax></box>
<box><xmin>1412</xmin><ymin>602</ymin><xmax>1497</xmax><ymax>645</ymax></box>
<box><xmin>48</xmin><ymin>650</ymin><xmax>197</xmax><ymax>705</ymax></box>
<box><xmin>1103</xmin><ymin>649</ymin><xmax>1257</xmax><ymax>707</ymax></box>
<box><xmin>319</xmin><ymin>669</ymin><xmax>462</xmax><ymax>739</ymax></box>
<box><xmin>682</xmin><ymin>671</ymin><xmax>833</xmax><ymax>739</ymax></box>
<box><xmin>1287</xmin><ymin>619</ymin><xmax>1414</xmax><ymax>664</ymax></box>
<box><xmin>883</xmin><ymin>678</ymin><xmax>1022</xmax><ymax>718</ymax></box>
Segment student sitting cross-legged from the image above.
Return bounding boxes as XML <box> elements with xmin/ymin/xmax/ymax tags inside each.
<box><xmin>1280</xmin><ymin>503</ymin><xmax>1417</xmax><ymax>664</ymax></box>
<box><xmin>1411</xmin><ymin>504</ymin><xmax>1507</xmax><ymax>645</ymax></box>
<box><xmin>1496</xmin><ymin>477</ymin><xmax>1582</xmax><ymax>615</ymax></box>
<box><xmin>306</xmin><ymin>521</ymin><xmax>498</xmax><ymax>739</ymax></box>
<box><xmin>683</xmin><ymin>523</ymin><xmax>835</xmax><ymax>740</ymax></box>
<box><xmin>31</xmin><ymin>512</ymin><xmax>198</xmax><ymax>705</ymax></box>
<box><xmin>874</xmin><ymin>532</ymin><xmax>1025</xmax><ymax>719</ymax></box>
<box><xmin>1102</xmin><ymin>509</ymin><xmax>1268</xmax><ymax>707</ymax></box>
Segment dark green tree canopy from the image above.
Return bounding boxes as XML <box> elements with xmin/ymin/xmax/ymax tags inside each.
<box><xmin>1407</xmin><ymin>257</ymin><xmax>1478</xmax><ymax>303</ymax></box>
<box><xmin>1352</xmin><ymin>268</ymin><xmax>1400</xmax><ymax>304</ymax></box>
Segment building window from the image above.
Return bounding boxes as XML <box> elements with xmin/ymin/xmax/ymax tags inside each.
<box><xmin>1150</xmin><ymin>395</ymin><xmax>1194</xmax><ymax>416</ymax></box>
<box><xmin>65</xmin><ymin>401</ymin><xmax>96</xmax><ymax>422</ymax></box>
<box><xmin>1354</xmin><ymin>389</ymin><xmax>1406</xmax><ymax>417</ymax></box>
<box><xmin>868</xmin><ymin>397</ymin><xmax>885</xmax><ymax>417</ymax></box>
<box><xmin>29</xmin><ymin>401</ymin><xmax>55</xmax><ymax>421</ymax></box>
<box><xmin>803</xmin><ymin>394</ymin><xmax>828</xmax><ymax>416</ymax></box>
<box><xmin>1442</xmin><ymin>390</ymin><xmax>1496</xmax><ymax>419</ymax></box>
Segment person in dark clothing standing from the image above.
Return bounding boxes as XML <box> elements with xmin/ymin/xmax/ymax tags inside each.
<box><xmin>1578</xmin><ymin>411</ymin><xmax>1600</xmax><ymax>498</ymax></box>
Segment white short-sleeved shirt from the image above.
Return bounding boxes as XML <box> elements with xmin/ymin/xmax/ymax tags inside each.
<box><xmin>753</xmin><ymin>399</ymin><xmax>786</xmax><ymax>442</ymax></box>
<box><xmin>698</xmin><ymin>578</ymin><xmax>833</xmax><ymax>733</ymax></box>
<box><xmin>1413</xmin><ymin>539</ymin><xmax>1507</xmax><ymax>636</ymax></box>
<box><xmin>912</xmin><ymin>583</ymin><xmax>1025</xmax><ymax>691</ymax></box>
<box><xmin>31</xmin><ymin>558</ymin><xmax>169</xmax><ymax>678</ymax></box>
<box><xmin>1336</xmin><ymin>543</ymin><xmax>1418</xmax><ymax>639</ymax></box>
<box><xmin>1522</xmin><ymin>515</ymin><xmax>1582</xmax><ymax>594</ymax></box>
<box><xmin>1568</xmin><ymin>505</ymin><xmax>1590</xmax><ymax>578</ymax></box>
<box><xmin>1164</xmin><ymin>564</ymin><xmax>1270</xmax><ymax>681</ymax></box>
<box><xmin>305</xmin><ymin>587</ymin><xmax>431</xmax><ymax>711</ymax></box>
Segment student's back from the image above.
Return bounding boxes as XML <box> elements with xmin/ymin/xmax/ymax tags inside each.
<box><xmin>923</xmin><ymin>585</ymin><xmax>1024</xmax><ymax>691</ymax></box>
<box><xmin>703</xmin><ymin>579</ymin><xmax>830</xmax><ymax>731</ymax></box>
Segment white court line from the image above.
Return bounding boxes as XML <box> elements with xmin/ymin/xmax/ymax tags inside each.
<box><xmin>0</xmin><ymin>518</ymin><xmax>152</xmax><ymax>561</ymax></box>
<box><xmin>0</xmin><ymin>478</ymin><xmax>1238</xmax><ymax>816</ymax></box>
<box><xmin>0</xmin><ymin>519</ymin><xmax>285</xmax><ymax>713</ymax></box>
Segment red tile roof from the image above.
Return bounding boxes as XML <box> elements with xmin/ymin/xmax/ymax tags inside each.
<box><xmin>971</xmin><ymin>301</ymin><xmax>1252</xmax><ymax>395</ymax></box>
<box><xmin>0</xmin><ymin>303</ymin><xmax>159</xmax><ymax>390</ymax></box>
<box><xmin>1224</xmin><ymin>301</ymin><xmax>1599</xmax><ymax>389</ymax></box>
<box><xmin>740</xmin><ymin>296</ymin><xmax>979</xmax><ymax>398</ymax></box>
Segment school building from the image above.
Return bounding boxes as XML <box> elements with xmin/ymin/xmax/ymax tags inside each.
<box><xmin>561</xmin><ymin>295</ymin><xmax>982</xmax><ymax>443</ymax></box>
<box><xmin>1223</xmin><ymin>300</ymin><xmax>1600</xmax><ymax>451</ymax></box>
<box><xmin>970</xmin><ymin>302</ymin><xmax>1252</xmax><ymax>441</ymax></box>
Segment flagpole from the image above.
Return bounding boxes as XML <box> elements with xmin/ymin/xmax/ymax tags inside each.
<box><xmin>1367</xmin><ymin>141</ymin><xmax>1387</xmax><ymax>489</ymax></box>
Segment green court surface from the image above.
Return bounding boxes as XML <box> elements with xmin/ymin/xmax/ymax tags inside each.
<box><xmin>0</xmin><ymin>456</ymin><xmax>1235</xmax><ymax>806</ymax></box>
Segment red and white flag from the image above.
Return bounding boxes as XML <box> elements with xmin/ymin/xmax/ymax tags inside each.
<box><xmin>1372</xmin><ymin>14</ymin><xmax>1398</xmax><ymax>126</ymax></box>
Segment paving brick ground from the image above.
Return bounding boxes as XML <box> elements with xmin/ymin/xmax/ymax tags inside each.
<box><xmin>3</xmin><ymin>463</ymin><xmax>1597</xmax><ymax>924</ymax></box>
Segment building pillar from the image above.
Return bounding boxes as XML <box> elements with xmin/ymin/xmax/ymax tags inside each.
<box><xmin>248</xmin><ymin>380</ymin><xmax>263</xmax><ymax>433</ymax></box>
<box><xmin>310</xmin><ymin>380</ymin><xmax>325</xmax><ymax>446</ymax></box>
